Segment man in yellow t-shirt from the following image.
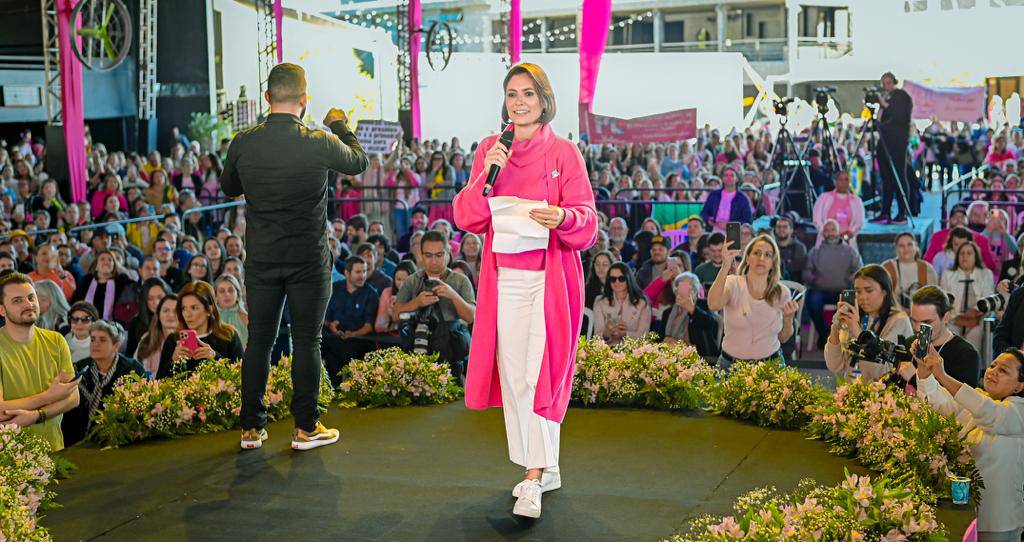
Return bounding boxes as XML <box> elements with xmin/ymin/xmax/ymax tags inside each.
<box><xmin>0</xmin><ymin>273</ymin><xmax>80</xmax><ymax>452</ymax></box>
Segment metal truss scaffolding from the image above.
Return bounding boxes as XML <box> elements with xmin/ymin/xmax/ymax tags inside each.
<box><xmin>40</xmin><ymin>0</ymin><xmax>63</xmax><ymax>125</ymax></box>
<box><xmin>137</xmin><ymin>0</ymin><xmax>157</xmax><ymax>119</ymax></box>
<box><xmin>255</xmin><ymin>0</ymin><xmax>277</xmax><ymax>116</ymax></box>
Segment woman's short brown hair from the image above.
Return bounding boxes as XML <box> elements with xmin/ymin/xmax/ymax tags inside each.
<box><xmin>501</xmin><ymin>63</ymin><xmax>556</xmax><ymax>125</ymax></box>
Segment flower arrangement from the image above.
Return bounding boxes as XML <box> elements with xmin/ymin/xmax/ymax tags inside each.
<box><xmin>674</xmin><ymin>472</ymin><xmax>947</xmax><ymax>542</ymax></box>
<box><xmin>573</xmin><ymin>336</ymin><xmax>717</xmax><ymax>410</ymax></box>
<box><xmin>86</xmin><ymin>357</ymin><xmax>334</xmax><ymax>448</ymax></box>
<box><xmin>707</xmin><ymin>361</ymin><xmax>826</xmax><ymax>430</ymax></box>
<box><xmin>806</xmin><ymin>377</ymin><xmax>983</xmax><ymax>506</ymax></box>
<box><xmin>0</xmin><ymin>424</ymin><xmax>57</xmax><ymax>542</ymax></box>
<box><xmin>336</xmin><ymin>348</ymin><xmax>463</xmax><ymax>408</ymax></box>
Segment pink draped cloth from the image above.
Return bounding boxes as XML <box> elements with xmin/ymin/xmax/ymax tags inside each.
<box><xmin>57</xmin><ymin>0</ymin><xmax>88</xmax><ymax>203</ymax></box>
<box><xmin>454</xmin><ymin>124</ymin><xmax>598</xmax><ymax>423</ymax></box>
<box><xmin>579</xmin><ymin>0</ymin><xmax>612</xmax><ymax>108</ymax></box>
<box><xmin>509</xmin><ymin>0</ymin><xmax>522</xmax><ymax>64</ymax></box>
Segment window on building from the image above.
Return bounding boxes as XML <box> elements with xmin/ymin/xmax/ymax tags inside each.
<box><xmin>608</xmin><ymin>14</ymin><xmax>654</xmax><ymax>46</ymax></box>
<box><xmin>546</xmin><ymin>16</ymin><xmax>577</xmax><ymax>50</ymax></box>
<box><xmin>664</xmin><ymin>18</ymin><xmax>685</xmax><ymax>42</ymax></box>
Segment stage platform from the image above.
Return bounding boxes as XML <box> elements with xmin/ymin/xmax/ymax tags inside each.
<box><xmin>44</xmin><ymin>403</ymin><xmax>972</xmax><ymax>541</ymax></box>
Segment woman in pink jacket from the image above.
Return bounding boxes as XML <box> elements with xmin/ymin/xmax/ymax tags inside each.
<box><xmin>453</xmin><ymin>63</ymin><xmax>598</xmax><ymax>519</ymax></box>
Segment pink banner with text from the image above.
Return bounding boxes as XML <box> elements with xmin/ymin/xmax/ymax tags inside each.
<box><xmin>904</xmin><ymin>81</ymin><xmax>985</xmax><ymax>123</ymax></box>
<box><xmin>579</xmin><ymin>105</ymin><xmax>697</xmax><ymax>144</ymax></box>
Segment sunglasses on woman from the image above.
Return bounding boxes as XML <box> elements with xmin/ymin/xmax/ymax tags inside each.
<box><xmin>69</xmin><ymin>316</ymin><xmax>94</xmax><ymax>324</ymax></box>
<box><xmin>608</xmin><ymin>275</ymin><xmax>627</xmax><ymax>283</ymax></box>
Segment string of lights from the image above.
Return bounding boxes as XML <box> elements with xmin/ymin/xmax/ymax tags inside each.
<box><xmin>332</xmin><ymin>9</ymin><xmax>655</xmax><ymax>47</ymax></box>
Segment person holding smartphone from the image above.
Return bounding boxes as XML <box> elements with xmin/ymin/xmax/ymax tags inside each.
<box><xmin>708</xmin><ymin>234</ymin><xmax>800</xmax><ymax>370</ymax></box>
<box><xmin>825</xmin><ymin>265</ymin><xmax>914</xmax><ymax>380</ymax></box>
<box><xmin>915</xmin><ymin>345</ymin><xmax>1024</xmax><ymax>540</ymax></box>
<box><xmin>157</xmin><ymin>281</ymin><xmax>243</xmax><ymax>379</ymax></box>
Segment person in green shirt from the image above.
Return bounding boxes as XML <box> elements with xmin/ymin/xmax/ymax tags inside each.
<box><xmin>0</xmin><ymin>273</ymin><xmax>80</xmax><ymax>452</ymax></box>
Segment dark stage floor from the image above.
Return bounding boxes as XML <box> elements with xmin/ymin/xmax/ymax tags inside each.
<box><xmin>45</xmin><ymin>403</ymin><xmax>972</xmax><ymax>541</ymax></box>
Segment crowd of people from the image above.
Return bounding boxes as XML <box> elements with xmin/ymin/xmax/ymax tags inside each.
<box><xmin>1</xmin><ymin>111</ymin><xmax>1024</xmax><ymax>537</ymax></box>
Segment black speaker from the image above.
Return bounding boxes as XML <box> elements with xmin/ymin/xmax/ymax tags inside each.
<box><xmin>43</xmin><ymin>125</ymin><xmax>72</xmax><ymax>202</ymax></box>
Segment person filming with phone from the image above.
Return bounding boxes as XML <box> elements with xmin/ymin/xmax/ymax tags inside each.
<box><xmin>914</xmin><ymin>345</ymin><xmax>1024</xmax><ymax>541</ymax></box>
<box><xmin>825</xmin><ymin>264</ymin><xmax>914</xmax><ymax>380</ymax></box>
<box><xmin>895</xmin><ymin>286</ymin><xmax>981</xmax><ymax>390</ymax></box>
<box><xmin>157</xmin><ymin>281</ymin><xmax>244</xmax><ymax>379</ymax></box>
<box><xmin>393</xmin><ymin>230</ymin><xmax>476</xmax><ymax>374</ymax></box>
<box><xmin>707</xmin><ymin>233</ymin><xmax>800</xmax><ymax>370</ymax></box>
<box><xmin>0</xmin><ymin>272</ymin><xmax>81</xmax><ymax>452</ymax></box>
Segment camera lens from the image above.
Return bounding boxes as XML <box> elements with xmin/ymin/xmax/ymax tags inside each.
<box><xmin>978</xmin><ymin>294</ymin><xmax>1005</xmax><ymax>313</ymax></box>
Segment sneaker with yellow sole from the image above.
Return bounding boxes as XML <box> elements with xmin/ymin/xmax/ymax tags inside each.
<box><xmin>240</xmin><ymin>428</ymin><xmax>268</xmax><ymax>450</ymax></box>
<box><xmin>291</xmin><ymin>421</ymin><xmax>340</xmax><ymax>451</ymax></box>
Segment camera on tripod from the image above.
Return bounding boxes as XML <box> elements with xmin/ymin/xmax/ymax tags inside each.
<box><xmin>863</xmin><ymin>86</ymin><xmax>882</xmax><ymax>106</ymax></box>
<box><xmin>814</xmin><ymin>86</ymin><xmax>836</xmax><ymax>115</ymax></box>
<box><xmin>978</xmin><ymin>294</ymin><xmax>1006</xmax><ymax>314</ymax></box>
<box><xmin>773</xmin><ymin>97</ymin><xmax>795</xmax><ymax>117</ymax></box>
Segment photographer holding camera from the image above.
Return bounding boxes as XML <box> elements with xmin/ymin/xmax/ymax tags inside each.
<box><xmin>874</xmin><ymin>72</ymin><xmax>914</xmax><ymax>224</ymax></box>
<box><xmin>394</xmin><ymin>230</ymin><xmax>476</xmax><ymax>375</ymax></box>
<box><xmin>825</xmin><ymin>265</ymin><xmax>913</xmax><ymax>380</ymax></box>
<box><xmin>915</xmin><ymin>345</ymin><xmax>1024</xmax><ymax>541</ymax></box>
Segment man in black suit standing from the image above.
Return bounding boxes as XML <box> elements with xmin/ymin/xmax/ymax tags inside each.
<box><xmin>875</xmin><ymin>71</ymin><xmax>914</xmax><ymax>224</ymax></box>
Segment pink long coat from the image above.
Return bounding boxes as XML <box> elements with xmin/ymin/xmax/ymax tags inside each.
<box><xmin>453</xmin><ymin>124</ymin><xmax>598</xmax><ymax>423</ymax></box>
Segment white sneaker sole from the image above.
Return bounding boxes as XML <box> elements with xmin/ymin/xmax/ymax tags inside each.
<box><xmin>512</xmin><ymin>478</ymin><xmax>561</xmax><ymax>498</ymax></box>
<box><xmin>513</xmin><ymin>498</ymin><xmax>541</xmax><ymax>518</ymax></box>
<box><xmin>240</xmin><ymin>440</ymin><xmax>263</xmax><ymax>450</ymax></box>
<box><xmin>291</xmin><ymin>433</ymin><xmax>340</xmax><ymax>451</ymax></box>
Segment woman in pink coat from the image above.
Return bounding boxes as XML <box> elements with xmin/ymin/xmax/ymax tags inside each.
<box><xmin>453</xmin><ymin>63</ymin><xmax>597</xmax><ymax>519</ymax></box>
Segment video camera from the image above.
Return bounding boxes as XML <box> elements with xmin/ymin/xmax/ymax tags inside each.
<box><xmin>863</xmin><ymin>86</ymin><xmax>882</xmax><ymax>107</ymax></box>
<box><xmin>773</xmin><ymin>97</ymin><xmax>795</xmax><ymax>118</ymax></box>
<box><xmin>814</xmin><ymin>86</ymin><xmax>836</xmax><ymax>115</ymax></box>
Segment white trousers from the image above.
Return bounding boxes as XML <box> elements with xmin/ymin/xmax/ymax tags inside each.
<box><xmin>496</xmin><ymin>267</ymin><xmax>560</xmax><ymax>470</ymax></box>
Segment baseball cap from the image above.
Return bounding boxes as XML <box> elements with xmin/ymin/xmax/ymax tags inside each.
<box><xmin>104</xmin><ymin>223</ymin><xmax>127</xmax><ymax>237</ymax></box>
<box><xmin>650</xmin><ymin>235</ymin><xmax>670</xmax><ymax>249</ymax></box>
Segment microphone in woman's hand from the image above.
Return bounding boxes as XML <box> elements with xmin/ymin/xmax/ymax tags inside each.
<box><xmin>482</xmin><ymin>126</ymin><xmax>515</xmax><ymax>197</ymax></box>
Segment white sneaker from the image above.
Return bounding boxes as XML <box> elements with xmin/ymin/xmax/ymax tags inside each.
<box><xmin>512</xmin><ymin>479</ymin><xmax>542</xmax><ymax>518</ymax></box>
<box><xmin>240</xmin><ymin>428</ymin><xmax>268</xmax><ymax>450</ymax></box>
<box><xmin>290</xmin><ymin>421</ymin><xmax>340</xmax><ymax>451</ymax></box>
<box><xmin>512</xmin><ymin>469</ymin><xmax>561</xmax><ymax>497</ymax></box>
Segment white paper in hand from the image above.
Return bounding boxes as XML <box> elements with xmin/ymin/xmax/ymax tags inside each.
<box><xmin>487</xmin><ymin>196</ymin><xmax>550</xmax><ymax>254</ymax></box>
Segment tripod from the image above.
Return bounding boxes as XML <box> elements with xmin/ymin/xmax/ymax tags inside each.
<box><xmin>804</xmin><ymin>111</ymin><xmax>845</xmax><ymax>174</ymax></box>
<box><xmin>849</xmin><ymin>106</ymin><xmax>915</xmax><ymax>227</ymax></box>
<box><xmin>769</xmin><ymin>118</ymin><xmax>816</xmax><ymax>218</ymax></box>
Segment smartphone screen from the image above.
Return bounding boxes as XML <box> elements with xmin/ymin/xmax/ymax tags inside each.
<box><xmin>726</xmin><ymin>222</ymin><xmax>741</xmax><ymax>251</ymax></box>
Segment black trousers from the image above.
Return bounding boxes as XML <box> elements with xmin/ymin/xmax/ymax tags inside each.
<box><xmin>321</xmin><ymin>333</ymin><xmax>373</xmax><ymax>387</ymax></box>
<box><xmin>240</xmin><ymin>255</ymin><xmax>332</xmax><ymax>432</ymax></box>
<box><xmin>878</xmin><ymin>133</ymin><xmax>910</xmax><ymax>218</ymax></box>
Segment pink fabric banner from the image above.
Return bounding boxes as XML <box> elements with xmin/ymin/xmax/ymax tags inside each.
<box><xmin>904</xmin><ymin>81</ymin><xmax>985</xmax><ymax>123</ymax></box>
<box><xmin>579</xmin><ymin>0</ymin><xmax>612</xmax><ymax>110</ymax></box>
<box><xmin>57</xmin><ymin>0</ymin><xmax>88</xmax><ymax>203</ymax></box>
<box><xmin>579</xmin><ymin>104</ymin><xmax>697</xmax><ymax>144</ymax></box>
<box><xmin>274</xmin><ymin>0</ymin><xmax>283</xmax><ymax>62</ymax></box>
<box><xmin>509</xmin><ymin>0</ymin><xmax>522</xmax><ymax>64</ymax></box>
<box><xmin>408</xmin><ymin>0</ymin><xmax>422</xmax><ymax>139</ymax></box>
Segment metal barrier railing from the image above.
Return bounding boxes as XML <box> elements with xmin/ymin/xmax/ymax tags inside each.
<box><xmin>939</xmin><ymin>164</ymin><xmax>990</xmax><ymax>226</ymax></box>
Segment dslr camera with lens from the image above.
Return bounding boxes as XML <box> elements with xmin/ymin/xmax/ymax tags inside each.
<box><xmin>814</xmin><ymin>86</ymin><xmax>836</xmax><ymax>115</ymax></box>
<box><xmin>847</xmin><ymin>330</ymin><xmax>912</xmax><ymax>368</ymax></box>
<box><xmin>978</xmin><ymin>294</ymin><xmax>1006</xmax><ymax>314</ymax></box>
<box><xmin>863</xmin><ymin>86</ymin><xmax>881</xmax><ymax>106</ymax></box>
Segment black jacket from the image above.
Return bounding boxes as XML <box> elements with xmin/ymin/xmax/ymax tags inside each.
<box><xmin>664</xmin><ymin>299</ymin><xmax>720</xmax><ymax>360</ymax></box>
<box><xmin>994</xmin><ymin>285</ymin><xmax>1024</xmax><ymax>356</ymax></box>
<box><xmin>880</xmin><ymin>88</ymin><xmax>913</xmax><ymax>144</ymax></box>
<box><xmin>220</xmin><ymin>113</ymin><xmax>368</xmax><ymax>265</ymax></box>
<box><xmin>61</xmin><ymin>354</ymin><xmax>146</xmax><ymax>446</ymax></box>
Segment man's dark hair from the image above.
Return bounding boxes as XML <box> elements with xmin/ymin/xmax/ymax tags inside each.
<box><xmin>344</xmin><ymin>255</ymin><xmax>367</xmax><ymax>273</ymax></box>
<box><xmin>267</xmin><ymin>63</ymin><xmax>306</xmax><ymax>103</ymax></box>
<box><xmin>366</xmin><ymin>233</ymin><xmax>391</xmax><ymax>253</ymax></box>
<box><xmin>708</xmin><ymin>232</ymin><xmax>726</xmax><ymax>246</ymax></box>
<box><xmin>354</xmin><ymin>242</ymin><xmax>376</xmax><ymax>258</ymax></box>
<box><xmin>420</xmin><ymin>230</ymin><xmax>449</xmax><ymax>251</ymax></box>
<box><xmin>0</xmin><ymin>272</ymin><xmax>33</xmax><ymax>305</ymax></box>
<box><xmin>912</xmin><ymin>285</ymin><xmax>954</xmax><ymax>318</ymax></box>
<box><xmin>347</xmin><ymin>214</ymin><xmax>368</xmax><ymax>233</ymax></box>
<box><xmin>0</xmin><ymin>250</ymin><xmax>14</xmax><ymax>264</ymax></box>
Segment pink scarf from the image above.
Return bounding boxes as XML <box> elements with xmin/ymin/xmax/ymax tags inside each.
<box><xmin>86</xmin><ymin>277</ymin><xmax>117</xmax><ymax>320</ymax></box>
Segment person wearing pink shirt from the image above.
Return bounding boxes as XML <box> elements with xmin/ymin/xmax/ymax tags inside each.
<box><xmin>453</xmin><ymin>63</ymin><xmax>597</xmax><ymax>519</ymax></box>
<box><xmin>812</xmin><ymin>170</ymin><xmax>864</xmax><ymax>246</ymax></box>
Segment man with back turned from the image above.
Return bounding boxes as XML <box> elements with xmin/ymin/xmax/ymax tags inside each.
<box><xmin>221</xmin><ymin>63</ymin><xmax>368</xmax><ymax>451</ymax></box>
